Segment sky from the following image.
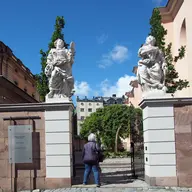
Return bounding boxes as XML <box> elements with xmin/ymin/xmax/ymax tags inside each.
<box><xmin>0</xmin><ymin>0</ymin><xmax>167</xmax><ymax>100</ymax></box>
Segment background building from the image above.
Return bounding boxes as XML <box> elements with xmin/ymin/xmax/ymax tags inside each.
<box><xmin>159</xmin><ymin>0</ymin><xmax>192</xmax><ymax>97</ymax></box>
<box><xmin>76</xmin><ymin>94</ymin><xmax>126</xmax><ymax>135</ymax></box>
<box><xmin>76</xmin><ymin>96</ymin><xmax>103</xmax><ymax>135</ymax></box>
<box><xmin>0</xmin><ymin>41</ymin><xmax>40</xmax><ymax>103</ymax></box>
<box><xmin>125</xmin><ymin>0</ymin><xmax>192</xmax><ymax>107</ymax></box>
<box><xmin>125</xmin><ymin>66</ymin><xmax>142</xmax><ymax>107</ymax></box>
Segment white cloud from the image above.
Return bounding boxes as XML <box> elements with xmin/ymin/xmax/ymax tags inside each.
<box><xmin>74</xmin><ymin>75</ymin><xmax>136</xmax><ymax>99</ymax></box>
<box><xmin>152</xmin><ymin>0</ymin><xmax>163</xmax><ymax>6</ymax></box>
<box><xmin>97</xmin><ymin>34</ymin><xmax>108</xmax><ymax>44</ymax></box>
<box><xmin>98</xmin><ymin>45</ymin><xmax>129</xmax><ymax>68</ymax></box>
<box><xmin>74</xmin><ymin>81</ymin><xmax>90</xmax><ymax>96</ymax></box>
<box><xmin>111</xmin><ymin>45</ymin><xmax>128</xmax><ymax>63</ymax></box>
<box><xmin>100</xmin><ymin>74</ymin><xmax>136</xmax><ymax>97</ymax></box>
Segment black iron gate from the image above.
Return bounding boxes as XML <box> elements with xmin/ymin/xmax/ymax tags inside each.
<box><xmin>130</xmin><ymin>110</ymin><xmax>144</xmax><ymax>180</ymax></box>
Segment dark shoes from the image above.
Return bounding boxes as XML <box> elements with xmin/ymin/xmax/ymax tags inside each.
<box><xmin>82</xmin><ymin>183</ymin><xmax>101</xmax><ymax>188</ymax></box>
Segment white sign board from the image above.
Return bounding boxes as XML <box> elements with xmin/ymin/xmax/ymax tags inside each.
<box><xmin>8</xmin><ymin>125</ymin><xmax>32</xmax><ymax>164</ymax></box>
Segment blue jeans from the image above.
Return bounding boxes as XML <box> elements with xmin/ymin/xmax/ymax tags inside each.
<box><xmin>83</xmin><ymin>163</ymin><xmax>100</xmax><ymax>185</ymax></box>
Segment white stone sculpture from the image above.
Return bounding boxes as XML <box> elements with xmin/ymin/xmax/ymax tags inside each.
<box><xmin>45</xmin><ymin>39</ymin><xmax>75</xmax><ymax>100</ymax></box>
<box><xmin>137</xmin><ymin>35</ymin><xmax>168</xmax><ymax>98</ymax></box>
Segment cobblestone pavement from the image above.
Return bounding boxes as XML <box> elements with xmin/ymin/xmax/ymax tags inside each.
<box><xmin>20</xmin><ymin>185</ymin><xmax>192</xmax><ymax>192</ymax></box>
<box><xmin>74</xmin><ymin>158</ymin><xmax>133</xmax><ymax>185</ymax></box>
<box><xmin>19</xmin><ymin>158</ymin><xmax>192</xmax><ymax>192</ymax></box>
<box><xmin>101</xmin><ymin>158</ymin><xmax>131</xmax><ymax>164</ymax></box>
<box><xmin>100</xmin><ymin>157</ymin><xmax>132</xmax><ymax>178</ymax></box>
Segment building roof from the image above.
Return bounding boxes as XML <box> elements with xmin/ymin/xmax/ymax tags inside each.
<box><xmin>159</xmin><ymin>0</ymin><xmax>184</xmax><ymax>23</ymax></box>
<box><xmin>125</xmin><ymin>88</ymin><xmax>134</xmax><ymax>98</ymax></box>
<box><xmin>0</xmin><ymin>41</ymin><xmax>36</xmax><ymax>80</ymax></box>
<box><xmin>129</xmin><ymin>80</ymin><xmax>138</xmax><ymax>88</ymax></box>
<box><xmin>76</xmin><ymin>94</ymin><xmax>126</xmax><ymax>105</ymax></box>
<box><xmin>76</xmin><ymin>96</ymin><xmax>103</xmax><ymax>102</ymax></box>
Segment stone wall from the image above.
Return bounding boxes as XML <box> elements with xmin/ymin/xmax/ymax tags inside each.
<box><xmin>140</xmin><ymin>97</ymin><xmax>192</xmax><ymax>187</ymax></box>
<box><xmin>0</xmin><ymin>102</ymin><xmax>77</xmax><ymax>191</ymax></box>
<box><xmin>174</xmin><ymin>104</ymin><xmax>192</xmax><ymax>187</ymax></box>
<box><xmin>0</xmin><ymin>111</ymin><xmax>46</xmax><ymax>191</ymax></box>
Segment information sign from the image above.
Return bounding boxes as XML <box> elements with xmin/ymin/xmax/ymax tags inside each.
<box><xmin>8</xmin><ymin>125</ymin><xmax>32</xmax><ymax>164</ymax></box>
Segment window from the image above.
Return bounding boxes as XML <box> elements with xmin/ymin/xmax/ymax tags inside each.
<box><xmin>180</xmin><ymin>19</ymin><xmax>186</xmax><ymax>46</ymax></box>
<box><xmin>88</xmin><ymin>108</ymin><xmax>92</xmax><ymax>112</ymax></box>
<box><xmin>89</xmin><ymin>103</ymin><xmax>92</xmax><ymax>106</ymax></box>
<box><xmin>80</xmin><ymin>108</ymin><xmax>84</xmax><ymax>112</ymax></box>
<box><xmin>14</xmin><ymin>80</ymin><xmax>18</xmax><ymax>86</ymax></box>
<box><xmin>81</xmin><ymin>103</ymin><xmax>84</xmax><ymax>106</ymax></box>
<box><xmin>32</xmin><ymin>93</ymin><xmax>35</xmax><ymax>98</ymax></box>
<box><xmin>15</xmin><ymin>68</ymin><xmax>18</xmax><ymax>73</ymax></box>
<box><xmin>24</xmin><ymin>76</ymin><xmax>27</xmax><ymax>81</ymax></box>
<box><xmin>32</xmin><ymin>84</ymin><xmax>35</xmax><ymax>87</ymax></box>
<box><xmin>81</xmin><ymin>116</ymin><xmax>85</xmax><ymax>120</ymax></box>
<box><xmin>96</xmin><ymin>103</ymin><xmax>99</xmax><ymax>106</ymax></box>
<box><xmin>24</xmin><ymin>88</ymin><xmax>27</xmax><ymax>92</ymax></box>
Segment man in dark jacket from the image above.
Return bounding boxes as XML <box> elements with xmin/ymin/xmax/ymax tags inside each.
<box><xmin>82</xmin><ymin>133</ymin><xmax>101</xmax><ymax>187</ymax></box>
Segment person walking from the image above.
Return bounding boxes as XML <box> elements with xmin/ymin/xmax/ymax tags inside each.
<box><xmin>82</xmin><ymin>133</ymin><xmax>101</xmax><ymax>187</ymax></box>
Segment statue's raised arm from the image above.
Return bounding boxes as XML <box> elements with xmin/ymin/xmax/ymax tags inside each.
<box><xmin>66</xmin><ymin>42</ymin><xmax>75</xmax><ymax>66</ymax></box>
<box><xmin>70</xmin><ymin>42</ymin><xmax>75</xmax><ymax>55</ymax></box>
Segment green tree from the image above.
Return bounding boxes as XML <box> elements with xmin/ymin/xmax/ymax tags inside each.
<box><xmin>80</xmin><ymin>105</ymin><xmax>142</xmax><ymax>152</ymax></box>
<box><xmin>80</xmin><ymin>108</ymin><xmax>103</xmax><ymax>140</ymax></box>
<box><xmin>36</xmin><ymin>16</ymin><xmax>68</xmax><ymax>101</ymax></box>
<box><xmin>149</xmin><ymin>8</ymin><xmax>189</xmax><ymax>93</ymax></box>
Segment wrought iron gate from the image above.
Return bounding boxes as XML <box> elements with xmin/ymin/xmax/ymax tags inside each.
<box><xmin>130</xmin><ymin>111</ymin><xmax>144</xmax><ymax>180</ymax></box>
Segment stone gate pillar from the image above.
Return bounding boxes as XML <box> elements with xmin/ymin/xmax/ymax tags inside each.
<box><xmin>140</xmin><ymin>98</ymin><xmax>177</xmax><ymax>186</ymax></box>
<box><xmin>44</xmin><ymin>100</ymin><xmax>74</xmax><ymax>188</ymax></box>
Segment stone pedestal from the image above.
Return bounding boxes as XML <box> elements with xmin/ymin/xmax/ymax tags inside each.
<box><xmin>45</xmin><ymin>100</ymin><xmax>74</xmax><ymax>186</ymax></box>
<box><xmin>140</xmin><ymin>97</ymin><xmax>177</xmax><ymax>186</ymax></box>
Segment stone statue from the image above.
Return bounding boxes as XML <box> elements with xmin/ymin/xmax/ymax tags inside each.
<box><xmin>137</xmin><ymin>35</ymin><xmax>167</xmax><ymax>97</ymax></box>
<box><xmin>45</xmin><ymin>39</ymin><xmax>75</xmax><ymax>100</ymax></box>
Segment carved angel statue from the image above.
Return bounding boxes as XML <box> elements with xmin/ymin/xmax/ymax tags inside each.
<box><xmin>45</xmin><ymin>39</ymin><xmax>75</xmax><ymax>99</ymax></box>
<box><xmin>137</xmin><ymin>35</ymin><xmax>167</xmax><ymax>96</ymax></box>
